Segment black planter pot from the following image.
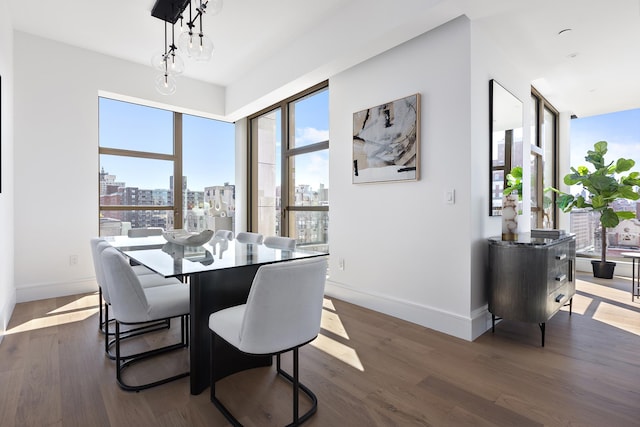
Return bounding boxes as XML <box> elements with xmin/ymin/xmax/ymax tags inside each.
<box><xmin>591</xmin><ymin>260</ymin><xmax>616</xmax><ymax>279</ymax></box>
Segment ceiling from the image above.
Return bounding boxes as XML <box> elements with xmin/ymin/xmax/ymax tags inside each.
<box><xmin>8</xmin><ymin>0</ymin><xmax>640</xmax><ymax>118</ymax></box>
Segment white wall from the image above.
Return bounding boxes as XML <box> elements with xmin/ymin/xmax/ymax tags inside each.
<box><xmin>0</xmin><ymin>0</ymin><xmax>16</xmax><ymax>341</ymax></box>
<box><xmin>326</xmin><ymin>16</ymin><xmax>531</xmax><ymax>341</ymax></box>
<box><xmin>327</xmin><ymin>17</ymin><xmax>474</xmax><ymax>339</ymax></box>
<box><xmin>469</xmin><ymin>21</ymin><xmax>535</xmax><ymax>337</ymax></box>
<box><xmin>13</xmin><ymin>32</ymin><xmax>227</xmax><ymax>302</ymax></box>
<box><xmin>10</xmin><ymin>16</ymin><xmax>537</xmax><ymax>342</ymax></box>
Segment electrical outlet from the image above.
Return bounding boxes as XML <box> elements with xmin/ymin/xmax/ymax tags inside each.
<box><xmin>338</xmin><ymin>258</ymin><xmax>345</xmax><ymax>270</ymax></box>
<box><xmin>69</xmin><ymin>255</ymin><xmax>78</xmax><ymax>266</ymax></box>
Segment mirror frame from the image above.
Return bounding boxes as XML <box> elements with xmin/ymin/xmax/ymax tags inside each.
<box><xmin>489</xmin><ymin>79</ymin><xmax>523</xmax><ymax>216</ymax></box>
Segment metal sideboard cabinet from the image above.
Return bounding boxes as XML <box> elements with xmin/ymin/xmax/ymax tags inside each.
<box><xmin>488</xmin><ymin>233</ymin><xmax>576</xmax><ymax>346</ymax></box>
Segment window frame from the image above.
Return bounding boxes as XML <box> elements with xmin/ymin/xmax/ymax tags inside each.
<box><xmin>530</xmin><ymin>86</ymin><xmax>559</xmax><ymax>229</ymax></box>
<box><xmin>247</xmin><ymin>81</ymin><xmax>329</xmax><ymax>241</ymax></box>
<box><xmin>98</xmin><ymin>101</ymin><xmax>183</xmax><ymax>234</ymax></box>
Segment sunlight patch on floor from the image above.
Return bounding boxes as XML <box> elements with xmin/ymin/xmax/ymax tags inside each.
<box><xmin>577</xmin><ymin>279</ymin><xmax>634</xmax><ymax>304</ymax></box>
<box><xmin>322</xmin><ymin>298</ymin><xmax>336</xmax><ymax>311</ymax></box>
<box><xmin>5</xmin><ymin>308</ymin><xmax>98</xmax><ymax>335</ymax></box>
<box><xmin>310</xmin><ymin>333</ymin><xmax>364</xmax><ymax>371</ymax></box>
<box><xmin>562</xmin><ymin>293</ymin><xmax>591</xmax><ymax>315</ymax></box>
<box><xmin>593</xmin><ymin>301</ymin><xmax>640</xmax><ymax>336</ymax></box>
<box><xmin>320</xmin><ymin>309</ymin><xmax>350</xmax><ymax>340</ymax></box>
<box><xmin>313</xmin><ymin>298</ymin><xmax>364</xmax><ymax>371</ymax></box>
<box><xmin>572</xmin><ymin>276</ymin><xmax>640</xmax><ymax>336</ymax></box>
<box><xmin>4</xmin><ymin>295</ymin><xmax>99</xmax><ymax>335</ymax></box>
<box><xmin>48</xmin><ymin>295</ymin><xmax>100</xmax><ymax>314</ymax></box>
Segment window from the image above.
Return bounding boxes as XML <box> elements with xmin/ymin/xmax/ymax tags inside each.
<box><xmin>530</xmin><ymin>87</ymin><xmax>559</xmax><ymax>228</ymax></box>
<box><xmin>569</xmin><ymin>108</ymin><xmax>640</xmax><ymax>259</ymax></box>
<box><xmin>98</xmin><ymin>97</ymin><xmax>235</xmax><ymax>236</ymax></box>
<box><xmin>249</xmin><ymin>82</ymin><xmax>329</xmax><ymax>251</ymax></box>
<box><xmin>182</xmin><ymin>113</ymin><xmax>236</xmax><ymax>233</ymax></box>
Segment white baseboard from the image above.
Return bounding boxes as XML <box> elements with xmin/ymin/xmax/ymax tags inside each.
<box><xmin>16</xmin><ymin>278</ymin><xmax>98</xmax><ymax>303</ymax></box>
<box><xmin>0</xmin><ymin>289</ymin><xmax>17</xmax><ymax>345</ymax></box>
<box><xmin>471</xmin><ymin>304</ymin><xmax>493</xmax><ymax>340</ymax></box>
<box><xmin>325</xmin><ymin>279</ymin><xmax>481</xmax><ymax>342</ymax></box>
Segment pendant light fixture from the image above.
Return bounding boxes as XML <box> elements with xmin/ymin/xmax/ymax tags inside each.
<box><xmin>153</xmin><ymin>20</ymin><xmax>180</xmax><ymax>95</ymax></box>
<box><xmin>151</xmin><ymin>0</ymin><xmax>223</xmax><ymax>95</ymax></box>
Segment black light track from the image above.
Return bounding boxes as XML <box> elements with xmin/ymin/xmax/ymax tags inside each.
<box><xmin>151</xmin><ymin>0</ymin><xmax>190</xmax><ymax>24</ymax></box>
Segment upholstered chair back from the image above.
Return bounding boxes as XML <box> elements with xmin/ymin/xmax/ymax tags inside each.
<box><xmin>101</xmin><ymin>247</ymin><xmax>150</xmax><ymax>324</ymax></box>
<box><xmin>238</xmin><ymin>257</ymin><xmax>327</xmax><ymax>354</ymax></box>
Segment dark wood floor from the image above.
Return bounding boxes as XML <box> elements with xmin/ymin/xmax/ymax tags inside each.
<box><xmin>1</xmin><ymin>272</ymin><xmax>639</xmax><ymax>426</ymax></box>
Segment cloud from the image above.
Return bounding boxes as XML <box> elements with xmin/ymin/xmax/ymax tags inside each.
<box><xmin>296</xmin><ymin>127</ymin><xmax>329</xmax><ymax>146</ymax></box>
<box><xmin>295</xmin><ymin>152</ymin><xmax>329</xmax><ymax>190</ymax></box>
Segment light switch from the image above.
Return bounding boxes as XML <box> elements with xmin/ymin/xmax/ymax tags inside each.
<box><xmin>445</xmin><ymin>189</ymin><xmax>455</xmax><ymax>204</ymax></box>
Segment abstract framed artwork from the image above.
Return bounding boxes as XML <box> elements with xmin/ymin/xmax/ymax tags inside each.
<box><xmin>352</xmin><ymin>93</ymin><xmax>420</xmax><ymax>184</ymax></box>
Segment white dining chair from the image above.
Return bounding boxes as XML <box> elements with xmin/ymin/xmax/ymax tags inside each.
<box><xmin>90</xmin><ymin>239</ymin><xmax>183</xmax><ymax>358</ymax></box>
<box><xmin>235</xmin><ymin>231</ymin><xmax>264</xmax><ymax>244</ymax></box>
<box><xmin>90</xmin><ymin>238</ymin><xmax>155</xmax><ymax>334</ymax></box>
<box><xmin>208</xmin><ymin>256</ymin><xmax>328</xmax><ymax>425</ymax></box>
<box><xmin>263</xmin><ymin>235</ymin><xmax>296</xmax><ymax>251</ymax></box>
<box><xmin>101</xmin><ymin>247</ymin><xmax>190</xmax><ymax>391</ymax></box>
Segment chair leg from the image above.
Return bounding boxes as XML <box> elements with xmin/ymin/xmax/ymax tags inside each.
<box><xmin>210</xmin><ymin>336</ymin><xmax>318</xmax><ymax>426</ymax></box>
<box><xmin>293</xmin><ymin>349</ymin><xmax>299</xmax><ymax>423</ymax></box>
<box><xmin>99</xmin><ymin>289</ymin><xmax>120</xmax><ymax>336</ymax></box>
<box><xmin>210</xmin><ymin>333</ymin><xmax>242</xmax><ymax>426</ymax></box>
<box><xmin>276</xmin><ymin>349</ymin><xmax>318</xmax><ymax>426</ymax></box>
<box><xmin>99</xmin><ymin>287</ymin><xmax>104</xmax><ymax>333</ymax></box>
<box><xmin>103</xmin><ymin>301</ymin><xmax>173</xmax><ymax>360</ymax></box>
<box><xmin>114</xmin><ymin>315</ymin><xmax>190</xmax><ymax>392</ymax></box>
<box><xmin>104</xmin><ymin>302</ymin><xmax>111</xmax><ymax>357</ymax></box>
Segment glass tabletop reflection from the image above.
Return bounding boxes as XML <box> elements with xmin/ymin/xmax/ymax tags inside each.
<box><xmin>106</xmin><ymin>235</ymin><xmax>327</xmax><ymax>278</ymax></box>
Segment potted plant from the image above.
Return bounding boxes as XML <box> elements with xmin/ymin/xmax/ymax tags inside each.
<box><xmin>550</xmin><ymin>141</ymin><xmax>640</xmax><ymax>278</ymax></box>
<box><xmin>503</xmin><ymin>166</ymin><xmax>523</xmax><ymax>199</ymax></box>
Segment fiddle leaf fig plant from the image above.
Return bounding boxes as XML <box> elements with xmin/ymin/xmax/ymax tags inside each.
<box><xmin>503</xmin><ymin>166</ymin><xmax>523</xmax><ymax>199</ymax></box>
<box><xmin>549</xmin><ymin>140</ymin><xmax>640</xmax><ymax>265</ymax></box>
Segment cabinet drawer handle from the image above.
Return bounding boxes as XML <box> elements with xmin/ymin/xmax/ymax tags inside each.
<box><xmin>555</xmin><ymin>294</ymin><xmax>565</xmax><ymax>303</ymax></box>
<box><xmin>556</xmin><ymin>253</ymin><xmax>567</xmax><ymax>260</ymax></box>
<box><xmin>555</xmin><ymin>274</ymin><xmax>567</xmax><ymax>282</ymax></box>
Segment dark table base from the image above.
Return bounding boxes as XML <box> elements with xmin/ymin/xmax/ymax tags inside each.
<box><xmin>189</xmin><ymin>264</ymin><xmax>272</xmax><ymax>395</ymax></box>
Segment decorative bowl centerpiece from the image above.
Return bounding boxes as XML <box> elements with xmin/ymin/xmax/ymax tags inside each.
<box><xmin>162</xmin><ymin>229</ymin><xmax>214</xmax><ymax>246</ymax></box>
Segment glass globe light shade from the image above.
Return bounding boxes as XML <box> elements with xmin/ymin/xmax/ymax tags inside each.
<box><xmin>193</xmin><ymin>33</ymin><xmax>214</xmax><ymax>62</ymax></box>
<box><xmin>166</xmin><ymin>52</ymin><xmax>185</xmax><ymax>75</ymax></box>
<box><xmin>178</xmin><ymin>17</ymin><xmax>190</xmax><ymax>35</ymax></box>
<box><xmin>151</xmin><ymin>51</ymin><xmax>167</xmax><ymax>71</ymax></box>
<box><xmin>178</xmin><ymin>31</ymin><xmax>199</xmax><ymax>59</ymax></box>
<box><xmin>155</xmin><ymin>73</ymin><xmax>177</xmax><ymax>95</ymax></box>
<box><xmin>151</xmin><ymin>51</ymin><xmax>184</xmax><ymax>75</ymax></box>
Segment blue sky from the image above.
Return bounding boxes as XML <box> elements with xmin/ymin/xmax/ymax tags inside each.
<box><xmin>284</xmin><ymin>89</ymin><xmax>329</xmax><ymax>190</ymax></box>
<box><xmin>570</xmin><ymin>108</ymin><xmax>640</xmax><ymax>170</ymax></box>
<box><xmin>99</xmin><ymin>93</ymin><xmax>329</xmax><ymax>192</ymax></box>
<box><xmin>100</xmin><ymin>98</ymin><xmax>235</xmax><ymax>191</ymax></box>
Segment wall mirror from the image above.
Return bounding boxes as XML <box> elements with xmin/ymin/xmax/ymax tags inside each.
<box><xmin>489</xmin><ymin>79</ymin><xmax>523</xmax><ymax>216</ymax></box>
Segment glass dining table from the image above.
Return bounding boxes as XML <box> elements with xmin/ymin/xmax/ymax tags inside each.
<box><xmin>106</xmin><ymin>234</ymin><xmax>328</xmax><ymax>395</ymax></box>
